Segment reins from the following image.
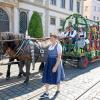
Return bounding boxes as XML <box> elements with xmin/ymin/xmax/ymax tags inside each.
<box><xmin>14</xmin><ymin>39</ymin><xmax>28</xmax><ymax>57</ymax></box>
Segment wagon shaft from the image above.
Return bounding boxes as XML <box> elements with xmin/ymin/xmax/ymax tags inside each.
<box><xmin>0</xmin><ymin>61</ymin><xmax>21</xmax><ymax>66</ymax></box>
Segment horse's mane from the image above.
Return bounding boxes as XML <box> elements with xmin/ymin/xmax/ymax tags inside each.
<box><xmin>0</xmin><ymin>32</ymin><xmax>25</xmax><ymax>41</ymax></box>
<box><xmin>0</xmin><ymin>32</ymin><xmax>51</xmax><ymax>48</ymax></box>
<box><xmin>0</xmin><ymin>32</ymin><xmax>25</xmax><ymax>51</ymax></box>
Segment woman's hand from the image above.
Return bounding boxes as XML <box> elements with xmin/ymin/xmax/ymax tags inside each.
<box><xmin>52</xmin><ymin>51</ymin><xmax>62</xmax><ymax>73</ymax></box>
<box><xmin>52</xmin><ymin>66</ymin><xmax>57</xmax><ymax>73</ymax></box>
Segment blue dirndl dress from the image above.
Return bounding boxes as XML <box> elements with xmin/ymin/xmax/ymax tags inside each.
<box><xmin>42</xmin><ymin>44</ymin><xmax>65</xmax><ymax>84</ymax></box>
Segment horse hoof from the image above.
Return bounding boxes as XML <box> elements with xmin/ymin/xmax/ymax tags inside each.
<box><xmin>23</xmin><ymin>73</ymin><xmax>26</xmax><ymax>77</ymax></box>
<box><xmin>32</xmin><ymin>68</ymin><xmax>34</xmax><ymax>70</ymax></box>
<box><xmin>39</xmin><ymin>69</ymin><xmax>43</xmax><ymax>72</ymax></box>
<box><xmin>23</xmin><ymin>81</ymin><xmax>29</xmax><ymax>85</ymax></box>
<box><xmin>6</xmin><ymin>76</ymin><xmax>10</xmax><ymax>80</ymax></box>
<box><xmin>17</xmin><ymin>75</ymin><xmax>22</xmax><ymax>78</ymax></box>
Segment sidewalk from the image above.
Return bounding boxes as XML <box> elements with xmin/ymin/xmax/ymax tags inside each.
<box><xmin>0</xmin><ymin>59</ymin><xmax>100</xmax><ymax>100</ymax></box>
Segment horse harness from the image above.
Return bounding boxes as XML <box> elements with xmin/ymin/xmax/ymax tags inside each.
<box><xmin>13</xmin><ymin>39</ymin><xmax>44</xmax><ymax>61</ymax></box>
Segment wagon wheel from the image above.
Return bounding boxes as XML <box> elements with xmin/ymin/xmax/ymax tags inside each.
<box><xmin>78</xmin><ymin>56</ymin><xmax>89</xmax><ymax>68</ymax></box>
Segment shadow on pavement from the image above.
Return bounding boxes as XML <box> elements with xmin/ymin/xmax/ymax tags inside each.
<box><xmin>0</xmin><ymin>61</ymin><xmax>100</xmax><ymax>99</ymax></box>
<box><xmin>0</xmin><ymin>72</ymin><xmax>3</xmax><ymax>76</ymax></box>
<box><xmin>0</xmin><ymin>72</ymin><xmax>43</xmax><ymax>100</ymax></box>
<box><xmin>0</xmin><ymin>71</ymin><xmax>40</xmax><ymax>86</ymax></box>
<box><xmin>64</xmin><ymin>61</ymin><xmax>100</xmax><ymax>81</ymax></box>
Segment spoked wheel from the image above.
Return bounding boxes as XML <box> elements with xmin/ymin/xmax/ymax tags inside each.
<box><xmin>78</xmin><ymin>56</ymin><xmax>89</xmax><ymax>69</ymax></box>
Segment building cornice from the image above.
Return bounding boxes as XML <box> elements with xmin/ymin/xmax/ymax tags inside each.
<box><xmin>0</xmin><ymin>1</ymin><xmax>17</xmax><ymax>7</ymax></box>
<box><xmin>19</xmin><ymin>1</ymin><xmax>70</xmax><ymax>16</ymax></box>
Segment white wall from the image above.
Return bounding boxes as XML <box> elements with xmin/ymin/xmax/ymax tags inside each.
<box><xmin>83</xmin><ymin>0</ymin><xmax>100</xmax><ymax>21</ymax></box>
<box><xmin>49</xmin><ymin>0</ymin><xmax>67</xmax><ymax>14</ymax></box>
<box><xmin>14</xmin><ymin>7</ymin><xmax>19</xmax><ymax>33</ymax></box>
<box><xmin>83</xmin><ymin>0</ymin><xmax>92</xmax><ymax>19</ymax></box>
<box><xmin>48</xmin><ymin>11</ymin><xmax>68</xmax><ymax>34</ymax></box>
<box><xmin>49</xmin><ymin>0</ymin><xmax>83</xmax><ymax>15</ymax></box>
<box><xmin>91</xmin><ymin>0</ymin><xmax>100</xmax><ymax>21</ymax></box>
<box><xmin>13</xmin><ymin>0</ymin><xmax>84</xmax><ymax>36</ymax></box>
<box><xmin>48</xmin><ymin>0</ymin><xmax>84</xmax><ymax>34</ymax></box>
<box><xmin>0</xmin><ymin>0</ymin><xmax>84</xmax><ymax>36</ymax></box>
<box><xmin>66</xmin><ymin>0</ymin><xmax>83</xmax><ymax>15</ymax></box>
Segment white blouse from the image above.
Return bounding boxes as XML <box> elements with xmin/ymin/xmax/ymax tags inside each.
<box><xmin>60</xmin><ymin>30</ymin><xmax>77</xmax><ymax>38</ymax></box>
<box><xmin>48</xmin><ymin>42</ymin><xmax>62</xmax><ymax>54</ymax></box>
<box><xmin>69</xmin><ymin>30</ymin><xmax>77</xmax><ymax>38</ymax></box>
<box><xmin>58</xmin><ymin>32</ymin><xmax>66</xmax><ymax>38</ymax></box>
<box><xmin>79</xmin><ymin>32</ymin><xmax>86</xmax><ymax>38</ymax></box>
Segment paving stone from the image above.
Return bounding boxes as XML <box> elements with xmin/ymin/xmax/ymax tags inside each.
<box><xmin>1</xmin><ymin>61</ymin><xmax>100</xmax><ymax>100</ymax></box>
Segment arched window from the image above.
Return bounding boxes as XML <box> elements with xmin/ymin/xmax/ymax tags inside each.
<box><xmin>19</xmin><ymin>11</ymin><xmax>27</xmax><ymax>34</ymax></box>
<box><xmin>0</xmin><ymin>8</ymin><xmax>9</xmax><ymax>32</ymax></box>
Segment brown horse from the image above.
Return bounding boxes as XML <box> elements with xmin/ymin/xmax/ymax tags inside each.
<box><xmin>0</xmin><ymin>33</ymin><xmax>50</xmax><ymax>85</ymax></box>
<box><xmin>0</xmin><ymin>33</ymin><xmax>42</xmax><ymax>84</ymax></box>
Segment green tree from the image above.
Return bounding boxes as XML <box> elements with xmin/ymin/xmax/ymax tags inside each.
<box><xmin>28</xmin><ymin>11</ymin><xmax>43</xmax><ymax>38</ymax></box>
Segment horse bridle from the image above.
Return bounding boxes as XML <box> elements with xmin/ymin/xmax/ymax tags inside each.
<box><xmin>14</xmin><ymin>39</ymin><xmax>45</xmax><ymax>62</ymax></box>
<box><xmin>33</xmin><ymin>40</ymin><xmax>45</xmax><ymax>62</ymax></box>
<box><xmin>14</xmin><ymin>39</ymin><xmax>28</xmax><ymax>57</ymax></box>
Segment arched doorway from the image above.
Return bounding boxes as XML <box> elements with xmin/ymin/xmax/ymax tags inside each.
<box><xmin>0</xmin><ymin>8</ymin><xmax>9</xmax><ymax>32</ymax></box>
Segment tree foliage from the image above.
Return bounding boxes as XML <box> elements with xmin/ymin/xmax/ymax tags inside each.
<box><xmin>28</xmin><ymin>11</ymin><xmax>43</xmax><ymax>38</ymax></box>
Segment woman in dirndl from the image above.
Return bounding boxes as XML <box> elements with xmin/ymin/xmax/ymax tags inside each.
<box><xmin>40</xmin><ymin>32</ymin><xmax>65</xmax><ymax>98</ymax></box>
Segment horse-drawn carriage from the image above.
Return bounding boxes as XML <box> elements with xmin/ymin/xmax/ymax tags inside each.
<box><xmin>61</xmin><ymin>13</ymin><xmax>100</xmax><ymax>68</ymax></box>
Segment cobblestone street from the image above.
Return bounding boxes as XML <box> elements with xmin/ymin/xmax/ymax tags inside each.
<box><xmin>0</xmin><ymin>59</ymin><xmax>100</xmax><ymax>100</ymax></box>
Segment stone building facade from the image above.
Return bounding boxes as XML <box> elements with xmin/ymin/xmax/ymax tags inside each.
<box><xmin>0</xmin><ymin>0</ymin><xmax>84</xmax><ymax>36</ymax></box>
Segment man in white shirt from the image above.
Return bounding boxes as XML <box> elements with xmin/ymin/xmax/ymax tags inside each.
<box><xmin>58</xmin><ymin>28</ymin><xmax>65</xmax><ymax>38</ymax></box>
<box><xmin>68</xmin><ymin>26</ymin><xmax>77</xmax><ymax>37</ymax></box>
<box><xmin>67</xmin><ymin>25</ymin><xmax>77</xmax><ymax>44</ymax></box>
<box><xmin>58</xmin><ymin>26</ymin><xmax>71</xmax><ymax>38</ymax></box>
<box><xmin>58</xmin><ymin>26</ymin><xmax>77</xmax><ymax>44</ymax></box>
